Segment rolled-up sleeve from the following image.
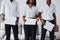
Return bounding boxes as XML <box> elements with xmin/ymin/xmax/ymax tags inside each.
<box><xmin>35</xmin><ymin>6</ymin><xmax>42</xmax><ymax>16</ymax></box>
<box><xmin>53</xmin><ymin>5</ymin><xmax>56</xmax><ymax>13</ymax></box>
<box><xmin>23</xmin><ymin>6</ymin><xmax>26</xmax><ymax>17</ymax></box>
<box><xmin>16</xmin><ymin>2</ymin><xmax>20</xmax><ymax>17</ymax></box>
<box><xmin>38</xmin><ymin>5</ymin><xmax>43</xmax><ymax>13</ymax></box>
<box><xmin>0</xmin><ymin>1</ymin><xmax>5</xmax><ymax>15</ymax></box>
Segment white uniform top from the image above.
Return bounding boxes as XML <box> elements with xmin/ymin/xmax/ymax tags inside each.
<box><xmin>40</xmin><ymin>3</ymin><xmax>56</xmax><ymax>20</ymax></box>
<box><xmin>23</xmin><ymin>5</ymin><xmax>39</xmax><ymax>19</ymax></box>
<box><xmin>0</xmin><ymin>0</ymin><xmax>20</xmax><ymax>25</ymax></box>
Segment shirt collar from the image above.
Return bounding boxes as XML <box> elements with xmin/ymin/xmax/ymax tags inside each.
<box><xmin>45</xmin><ymin>3</ymin><xmax>53</xmax><ymax>8</ymax></box>
<box><xmin>27</xmin><ymin>5</ymin><xmax>35</xmax><ymax>9</ymax></box>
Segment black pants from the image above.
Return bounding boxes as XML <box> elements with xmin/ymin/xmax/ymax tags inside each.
<box><xmin>41</xmin><ymin>20</ymin><xmax>55</xmax><ymax>40</ymax></box>
<box><xmin>24</xmin><ymin>25</ymin><xmax>37</xmax><ymax>40</ymax></box>
<box><xmin>5</xmin><ymin>24</ymin><xmax>19</xmax><ymax>40</ymax></box>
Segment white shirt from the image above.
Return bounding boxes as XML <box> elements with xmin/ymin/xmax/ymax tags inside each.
<box><xmin>23</xmin><ymin>5</ymin><xmax>39</xmax><ymax>19</ymax></box>
<box><xmin>40</xmin><ymin>3</ymin><xmax>56</xmax><ymax>20</ymax></box>
<box><xmin>0</xmin><ymin>0</ymin><xmax>20</xmax><ymax>25</ymax></box>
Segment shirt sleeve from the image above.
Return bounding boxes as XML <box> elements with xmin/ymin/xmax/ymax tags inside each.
<box><xmin>53</xmin><ymin>4</ymin><xmax>56</xmax><ymax>13</ymax></box>
<box><xmin>22</xmin><ymin>6</ymin><xmax>26</xmax><ymax>17</ymax></box>
<box><xmin>16</xmin><ymin>2</ymin><xmax>20</xmax><ymax>17</ymax></box>
<box><xmin>35</xmin><ymin>5</ymin><xmax>43</xmax><ymax>16</ymax></box>
<box><xmin>38</xmin><ymin>5</ymin><xmax>43</xmax><ymax>13</ymax></box>
<box><xmin>35</xmin><ymin>6</ymin><xmax>39</xmax><ymax>15</ymax></box>
<box><xmin>0</xmin><ymin>1</ymin><xmax>5</xmax><ymax>15</ymax></box>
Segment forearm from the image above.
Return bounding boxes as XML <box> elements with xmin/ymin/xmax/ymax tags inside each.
<box><xmin>35</xmin><ymin>15</ymin><xmax>39</xmax><ymax>19</ymax></box>
<box><xmin>23</xmin><ymin>16</ymin><xmax>26</xmax><ymax>19</ymax></box>
<box><xmin>1</xmin><ymin>13</ymin><xmax>5</xmax><ymax>21</ymax></box>
<box><xmin>53</xmin><ymin>13</ymin><xmax>56</xmax><ymax>25</ymax></box>
<box><xmin>54</xmin><ymin>16</ymin><xmax>56</xmax><ymax>25</ymax></box>
<box><xmin>39</xmin><ymin>12</ymin><xmax>42</xmax><ymax>20</ymax></box>
<box><xmin>16</xmin><ymin>17</ymin><xmax>19</xmax><ymax>22</ymax></box>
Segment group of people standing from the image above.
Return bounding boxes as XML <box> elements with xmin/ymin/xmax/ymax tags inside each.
<box><xmin>0</xmin><ymin>0</ymin><xmax>56</xmax><ymax>40</ymax></box>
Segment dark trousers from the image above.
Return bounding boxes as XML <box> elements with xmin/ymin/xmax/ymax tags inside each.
<box><xmin>41</xmin><ymin>20</ymin><xmax>55</xmax><ymax>40</ymax></box>
<box><xmin>24</xmin><ymin>25</ymin><xmax>37</xmax><ymax>40</ymax></box>
<box><xmin>5</xmin><ymin>24</ymin><xmax>19</xmax><ymax>40</ymax></box>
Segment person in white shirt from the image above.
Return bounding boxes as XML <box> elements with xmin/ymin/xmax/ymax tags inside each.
<box><xmin>39</xmin><ymin>0</ymin><xmax>56</xmax><ymax>40</ymax></box>
<box><xmin>22</xmin><ymin>0</ymin><xmax>39</xmax><ymax>40</ymax></box>
<box><xmin>0</xmin><ymin>0</ymin><xmax>19</xmax><ymax>40</ymax></box>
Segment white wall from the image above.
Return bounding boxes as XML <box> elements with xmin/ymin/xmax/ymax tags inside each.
<box><xmin>52</xmin><ymin>0</ymin><xmax>60</xmax><ymax>31</ymax></box>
